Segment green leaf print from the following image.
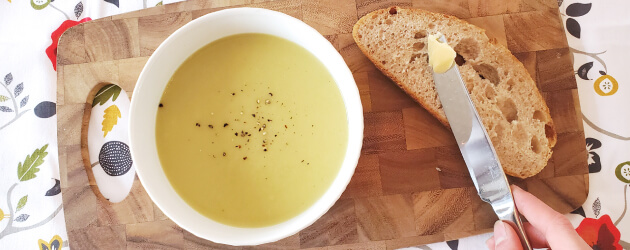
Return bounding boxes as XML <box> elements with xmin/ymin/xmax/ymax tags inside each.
<box><xmin>17</xmin><ymin>144</ymin><xmax>49</xmax><ymax>182</ymax></box>
<box><xmin>30</xmin><ymin>0</ymin><xmax>50</xmax><ymax>10</ymax></box>
<box><xmin>0</xmin><ymin>95</ymin><xmax>8</xmax><ymax>102</ymax></box>
<box><xmin>92</xmin><ymin>84</ymin><xmax>122</xmax><ymax>107</ymax></box>
<box><xmin>16</xmin><ymin>195</ymin><xmax>27</xmax><ymax>212</ymax></box>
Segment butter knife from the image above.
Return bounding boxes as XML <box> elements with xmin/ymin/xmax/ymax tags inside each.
<box><xmin>431</xmin><ymin>36</ymin><xmax>532</xmax><ymax>250</ymax></box>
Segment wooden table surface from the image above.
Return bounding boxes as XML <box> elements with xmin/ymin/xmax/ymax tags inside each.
<box><xmin>56</xmin><ymin>0</ymin><xmax>589</xmax><ymax>249</ymax></box>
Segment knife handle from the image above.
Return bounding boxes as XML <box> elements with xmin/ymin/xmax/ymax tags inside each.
<box><xmin>500</xmin><ymin>207</ymin><xmax>532</xmax><ymax>250</ymax></box>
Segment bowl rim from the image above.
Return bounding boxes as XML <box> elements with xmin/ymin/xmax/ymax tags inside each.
<box><xmin>129</xmin><ymin>7</ymin><xmax>364</xmax><ymax>246</ymax></box>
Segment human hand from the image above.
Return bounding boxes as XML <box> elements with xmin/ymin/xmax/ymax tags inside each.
<box><xmin>485</xmin><ymin>185</ymin><xmax>590</xmax><ymax>250</ymax></box>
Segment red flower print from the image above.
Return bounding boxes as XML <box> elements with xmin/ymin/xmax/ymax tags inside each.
<box><xmin>45</xmin><ymin>17</ymin><xmax>91</xmax><ymax>71</ymax></box>
<box><xmin>575</xmin><ymin>214</ymin><xmax>622</xmax><ymax>250</ymax></box>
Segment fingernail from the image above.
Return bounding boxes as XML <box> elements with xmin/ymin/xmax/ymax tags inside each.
<box><xmin>494</xmin><ymin>221</ymin><xmax>507</xmax><ymax>245</ymax></box>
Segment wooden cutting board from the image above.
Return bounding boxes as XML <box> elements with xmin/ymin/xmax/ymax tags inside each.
<box><xmin>56</xmin><ymin>0</ymin><xmax>589</xmax><ymax>249</ymax></box>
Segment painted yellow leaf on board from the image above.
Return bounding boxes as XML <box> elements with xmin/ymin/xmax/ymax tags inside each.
<box><xmin>102</xmin><ymin>105</ymin><xmax>121</xmax><ymax>137</ymax></box>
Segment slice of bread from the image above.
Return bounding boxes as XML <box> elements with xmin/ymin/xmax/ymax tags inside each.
<box><xmin>353</xmin><ymin>6</ymin><xmax>557</xmax><ymax>178</ymax></box>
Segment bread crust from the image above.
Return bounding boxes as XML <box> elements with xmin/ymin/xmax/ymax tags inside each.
<box><xmin>352</xmin><ymin>7</ymin><xmax>557</xmax><ymax>178</ymax></box>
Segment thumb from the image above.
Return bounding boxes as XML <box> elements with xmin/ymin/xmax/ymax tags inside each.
<box><xmin>493</xmin><ymin>220</ymin><xmax>523</xmax><ymax>250</ymax></box>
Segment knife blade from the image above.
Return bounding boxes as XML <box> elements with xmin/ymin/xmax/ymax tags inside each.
<box><xmin>431</xmin><ymin>35</ymin><xmax>532</xmax><ymax>250</ymax></box>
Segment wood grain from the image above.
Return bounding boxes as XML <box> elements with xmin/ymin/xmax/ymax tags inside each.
<box><xmin>67</xmin><ymin>225</ymin><xmax>127</xmax><ymax>249</ymax></box>
<box><xmin>61</xmin><ymin>145</ymin><xmax>90</xmax><ymax>188</ymax></box>
<box><xmin>402</xmin><ymin>106</ymin><xmax>457</xmax><ymax>150</ymax></box>
<box><xmin>97</xmin><ymin>180</ymin><xmax>155</xmax><ymax>226</ymax></box>
<box><xmin>83</xmin><ymin>18</ymin><xmax>140</xmax><ymax>61</ymax></box>
<box><xmin>355</xmin><ymin>194</ymin><xmax>416</xmax><ymax>241</ymax></box>
<box><xmin>341</xmin><ymin>154</ymin><xmax>383</xmax><ymax>199</ymax></box>
<box><xmin>544</xmin><ymin>89</ymin><xmax>581</xmax><ymax>134</ymax></box>
<box><xmin>63</xmin><ymin>61</ymin><xmax>119</xmax><ymax>104</ymax></box>
<box><xmin>339</xmin><ymin>33</ymin><xmax>378</xmax><ymax>73</ymax></box>
<box><xmin>356</xmin><ymin>0</ymin><xmax>412</xmax><ymax>17</ymax></box>
<box><xmin>378</xmin><ymin>149</ymin><xmax>440</xmax><ymax>194</ymax></box>
<box><xmin>464</xmin><ymin>15</ymin><xmax>507</xmax><ymax>47</ymax></box>
<box><xmin>513</xmin><ymin>52</ymin><xmax>537</xmax><ymax>82</ymax></box>
<box><xmin>57</xmin><ymin>25</ymin><xmax>88</xmax><ymax>66</ymax></box>
<box><xmin>303</xmin><ymin>0</ymin><xmax>357</xmax><ymax>35</ymax></box>
<box><xmin>63</xmin><ymin>185</ymin><xmax>98</xmax><ymax>231</ymax></box>
<box><xmin>412</xmin><ymin>188</ymin><xmax>474</xmax><ymax>236</ymax></box>
<box><xmin>436</xmin><ymin>146</ymin><xmax>474</xmax><ymax>189</ymax></box>
<box><xmin>300</xmin><ymin>199</ymin><xmax>358</xmax><ymax>247</ymax></box>
<box><xmin>503</xmin><ymin>9</ymin><xmax>567</xmax><ymax>53</ymax></box>
<box><xmin>138</xmin><ymin>12</ymin><xmax>193</xmax><ymax>56</ymax></box>
<box><xmin>126</xmin><ymin>220</ymin><xmax>184</xmax><ymax>249</ymax></box>
<box><xmin>537</xmin><ymin>48</ymin><xmax>577</xmax><ymax>92</ymax></box>
<box><xmin>57</xmin><ymin>0</ymin><xmax>588</xmax><ymax>248</ymax></box>
<box><xmin>368</xmin><ymin>71</ymin><xmax>417</xmax><ymax>112</ymax></box>
<box><xmin>411</xmin><ymin>0</ymin><xmax>471</xmax><ymax>19</ymax></box>
<box><xmin>362</xmin><ymin>111</ymin><xmax>407</xmax><ymax>154</ymax></box>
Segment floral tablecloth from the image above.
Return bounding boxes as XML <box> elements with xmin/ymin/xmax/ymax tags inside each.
<box><xmin>0</xmin><ymin>0</ymin><xmax>628</xmax><ymax>249</ymax></box>
<box><xmin>0</xmin><ymin>0</ymin><xmax>179</xmax><ymax>249</ymax></box>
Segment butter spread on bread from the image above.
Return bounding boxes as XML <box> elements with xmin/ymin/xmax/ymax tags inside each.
<box><xmin>427</xmin><ymin>33</ymin><xmax>456</xmax><ymax>73</ymax></box>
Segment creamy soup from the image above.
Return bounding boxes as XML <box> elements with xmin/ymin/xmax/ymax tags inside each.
<box><xmin>155</xmin><ymin>33</ymin><xmax>348</xmax><ymax>227</ymax></box>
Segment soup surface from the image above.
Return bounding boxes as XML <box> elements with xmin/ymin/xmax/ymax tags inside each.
<box><xmin>156</xmin><ymin>33</ymin><xmax>348</xmax><ymax>227</ymax></box>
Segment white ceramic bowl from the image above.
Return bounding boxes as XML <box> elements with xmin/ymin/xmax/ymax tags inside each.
<box><xmin>129</xmin><ymin>8</ymin><xmax>363</xmax><ymax>246</ymax></box>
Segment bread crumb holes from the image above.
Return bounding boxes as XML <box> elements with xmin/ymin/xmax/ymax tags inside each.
<box><xmin>531</xmin><ymin>136</ymin><xmax>542</xmax><ymax>153</ymax></box>
<box><xmin>473</xmin><ymin>63</ymin><xmax>500</xmax><ymax>85</ymax></box>
<box><xmin>413</xmin><ymin>42</ymin><xmax>425</xmax><ymax>50</ymax></box>
<box><xmin>498</xmin><ymin>98</ymin><xmax>518</xmax><ymax>123</ymax></box>
<box><xmin>414</xmin><ymin>30</ymin><xmax>427</xmax><ymax>39</ymax></box>
<box><xmin>455</xmin><ymin>53</ymin><xmax>465</xmax><ymax>66</ymax></box>
<box><xmin>454</xmin><ymin>38</ymin><xmax>480</xmax><ymax>60</ymax></box>
<box><xmin>485</xmin><ymin>85</ymin><xmax>496</xmax><ymax>100</ymax></box>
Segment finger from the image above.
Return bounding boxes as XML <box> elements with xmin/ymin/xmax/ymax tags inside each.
<box><xmin>522</xmin><ymin>222</ymin><xmax>549</xmax><ymax>248</ymax></box>
<box><xmin>493</xmin><ymin>221</ymin><xmax>523</xmax><ymax>250</ymax></box>
<box><xmin>489</xmin><ymin>222</ymin><xmax>549</xmax><ymax>248</ymax></box>
<box><xmin>511</xmin><ymin>185</ymin><xmax>590</xmax><ymax>249</ymax></box>
<box><xmin>486</xmin><ymin>237</ymin><xmax>495</xmax><ymax>250</ymax></box>
<box><xmin>488</xmin><ymin>222</ymin><xmax>549</xmax><ymax>249</ymax></box>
